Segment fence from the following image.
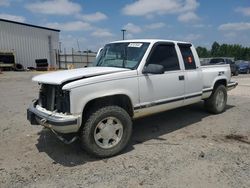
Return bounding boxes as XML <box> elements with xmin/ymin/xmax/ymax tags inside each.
<box><xmin>56</xmin><ymin>49</ymin><xmax>97</xmax><ymax>69</ymax></box>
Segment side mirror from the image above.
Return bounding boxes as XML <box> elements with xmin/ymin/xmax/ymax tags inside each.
<box><xmin>142</xmin><ymin>64</ymin><xmax>165</xmax><ymax>74</ymax></box>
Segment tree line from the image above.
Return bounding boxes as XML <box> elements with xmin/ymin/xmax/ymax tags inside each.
<box><xmin>196</xmin><ymin>42</ymin><xmax>250</xmax><ymax>61</ymax></box>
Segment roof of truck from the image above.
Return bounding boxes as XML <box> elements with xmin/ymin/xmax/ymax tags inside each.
<box><xmin>110</xmin><ymin>39</ymin><xmax>192</xmax><ymax>44</ymax></box>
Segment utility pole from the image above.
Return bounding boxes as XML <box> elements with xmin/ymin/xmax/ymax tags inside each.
<box><xmin>59</xmin><ymin>42</ymin><xmax>62</xmax><ymax>53</ymax></box>
<box><xmin>77</xmin><ymin>39</ymin><xmax>80</xmax><ymax>52</ymax></box>
<box><xmin>86</xmin><ymin>50</ymin><xmax>89</xmax><ymax>65</ymax></box>
<box><xmin>121</xmin><ymin>29</ymin><xmax>126</xmax><ymax>40</ymax></box>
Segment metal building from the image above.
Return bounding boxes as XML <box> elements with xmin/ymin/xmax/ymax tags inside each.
<box><xmin>0</xmin><ymin>18</ymin><xmax>60</xmax><ymax>69</ymax></box>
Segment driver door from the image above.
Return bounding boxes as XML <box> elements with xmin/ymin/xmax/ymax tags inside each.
<box><xmin>138</xmin><ymin>43</ymin><xmax>185</xmax><ymax>112</ymax></box>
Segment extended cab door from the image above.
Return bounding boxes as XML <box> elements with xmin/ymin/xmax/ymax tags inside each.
<box><xmin>177</xmin><ymin>43</ymin><xmax>203</xmax><ymax>105</ymax></box>
<box><xmin>137</xmin><ymin>42</ymin><xmax>185</xmax><ymax>113</ymax></box>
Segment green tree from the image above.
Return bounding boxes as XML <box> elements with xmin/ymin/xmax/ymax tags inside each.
<box><xmin>211</xmin><ymin>42</ymin><xmax>220</xmax><ymax>57</ymax></box>
<box><xmin>196</xmin><ymin>42</ymin><xmax>250</xmax><ymax>61</ymax></box>
<box><xmin>196</xmin><ymin>46</ymin><xmax>210</xmax><ymax>58</ymax></box>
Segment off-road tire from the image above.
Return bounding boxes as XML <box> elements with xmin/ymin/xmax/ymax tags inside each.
<box><xmin>81</xmin><ymin>106</ymin><xmax>132</xmax><ymax>158</ymax></box>
<box><xmin>205</xmin><ymin>85</ymin><xmax>227</xmax><ymax>114</ymax></box>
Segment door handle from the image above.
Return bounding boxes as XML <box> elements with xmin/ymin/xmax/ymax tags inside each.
<box><xmin>179</xmin><ymin>75</ymin><xmax>185</xmax><ymax>80</ymax></box>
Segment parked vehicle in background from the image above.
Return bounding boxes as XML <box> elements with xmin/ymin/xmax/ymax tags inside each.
<box><xmin>209</xmin><ymin>58</ymin><xmax>239</xmax><ymax>76</ymax></box>
<box><xmin>0</xmin><ymin>51</ymin><xmax>15</xmax><ymax>70</ymax></box>
<box><xmin>27</xmin><ymin>39</ymin><xmax>237</xmax><ymax>157</ymax></box>
<box><xmin>236</xmin><ymin>60</ymin><xmax>250</xmax><ymax>74</ymax></box>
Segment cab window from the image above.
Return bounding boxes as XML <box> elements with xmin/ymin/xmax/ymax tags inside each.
<box><xmin>147</xmin><ymin>44</ymin><xmax>180</xmax><ymax>71</ymax></box>
<box><xmin>178</xmin><ymin>44</ymin><xmax>196</xmax><ymax>70</ymax></box>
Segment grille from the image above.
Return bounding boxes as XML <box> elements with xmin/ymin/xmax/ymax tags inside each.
<box><xmin>38</xmin><ymin>84</ymin><xmax>70</xmax><ymax>113</ymax></box>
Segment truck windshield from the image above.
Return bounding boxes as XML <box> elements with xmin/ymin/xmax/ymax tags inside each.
<box><xmin>95</xmin><ymin>42</ymin><xmax>150</xmax><ymax>69</ymax></box>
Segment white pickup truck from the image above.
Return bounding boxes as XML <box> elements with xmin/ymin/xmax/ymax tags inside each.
<box><xmin>27</xmin><ymin>39</ymin><xmax>237</xmax><ymax>157</ymax></box>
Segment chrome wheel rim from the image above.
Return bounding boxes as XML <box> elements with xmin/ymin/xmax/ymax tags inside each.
<box><xmin>94</xmin><ymin>117</ymin><xmax>123</xmax><ymax>149</ymax></box>
<box><xmin>215</xmin><ymin>90</ymin><xmax>225</xmax><ymax>110</ymax></box>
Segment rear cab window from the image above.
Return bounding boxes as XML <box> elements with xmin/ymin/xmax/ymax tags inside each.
<box><xmin>178</xmin><ymin>43</ymin><xmax>196</xmax><ymax>70</ymax></box>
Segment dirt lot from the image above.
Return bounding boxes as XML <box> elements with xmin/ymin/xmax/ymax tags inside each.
<box><xmin>0</xmin><ymin>72</ymin><xmax>250</xmax><ymax>188</ymax></box>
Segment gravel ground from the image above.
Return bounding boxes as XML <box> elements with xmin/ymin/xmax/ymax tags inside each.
<box><xmin>0</xmin><ymin>72</ymin><xmax>249</xmax><ymax>188</ymax></box>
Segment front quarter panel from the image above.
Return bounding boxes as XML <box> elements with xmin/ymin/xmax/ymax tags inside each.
<box><xmin>68</xmin><ymin>73</ymin><xmax>139</xmax><ymax>115</ymax></box>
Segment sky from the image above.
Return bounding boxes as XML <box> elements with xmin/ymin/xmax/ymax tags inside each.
<box><xmin>0</xmin><ymin>0</ymin><xmax>250</xmax><ymax>52</ymax></box>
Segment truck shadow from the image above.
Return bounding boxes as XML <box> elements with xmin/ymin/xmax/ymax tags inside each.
<box><xmin>36</xmin><ymin>102</ymin><xmax>234</xmax><ymax>167</ymax></box>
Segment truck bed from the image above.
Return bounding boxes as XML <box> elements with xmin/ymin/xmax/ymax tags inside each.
<box><xmin>201</xmin><ymin>64</ymin><xmax>231</xmax><ymax>98</ymax></box>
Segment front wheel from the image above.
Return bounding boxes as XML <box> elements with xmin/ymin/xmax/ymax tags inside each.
<box><xmin>81</xmin><ymin>106</ymin><xmax>132</xmax><ymax>158</ymax></box>
<box><xmin>204</xmin><ymin>85</ymin><xmax>227</xmax><ymax>114</ymax></box>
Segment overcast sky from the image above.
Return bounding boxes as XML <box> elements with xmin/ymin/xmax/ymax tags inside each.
<box><xmin>0</xmin><ymin>0</ymin><xmax>250</xmax><ymax>51</ymax></box>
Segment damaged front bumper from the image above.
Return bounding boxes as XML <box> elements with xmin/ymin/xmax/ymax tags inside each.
<box><xmin>27</xmin><ymin>101</ymin><xmax>81</xmax><ymax>134</ymax></box>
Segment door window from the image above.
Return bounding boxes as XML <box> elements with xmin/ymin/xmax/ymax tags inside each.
<box><xmin>179</xmin><ymin>44</ymin><xmax>196</xmax><ymax>70</ymax></box>
<box><xmin>147</xmin><ymin>44</ymin><xmax>180</xmax><ymax>71</ymax></box>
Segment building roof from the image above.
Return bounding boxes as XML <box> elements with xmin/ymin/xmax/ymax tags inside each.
<box><xmin>0</xmin><ymin>18</ymin><xmax>60</xmax><ymax>32</ymax></box>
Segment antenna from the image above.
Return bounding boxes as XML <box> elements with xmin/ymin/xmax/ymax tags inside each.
<box><xmin>121</xmin><ymin>29</ymin><xmax>126</xmax><ymax>40</ymax></box>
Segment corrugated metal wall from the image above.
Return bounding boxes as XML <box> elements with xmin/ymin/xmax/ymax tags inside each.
<box><xmin>0</xmin><ymin>21</ymin><xmax>59</xmax><ymax>68</ymax></box>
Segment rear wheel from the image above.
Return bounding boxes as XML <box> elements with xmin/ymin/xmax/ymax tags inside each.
<box><xmin>81</xmin><ymin>106</ymin><xmax>132</xmax><ymax>158</ymax></box>
<box><xmin>247</xmin><ymin>69</ymin><xmax>250</xmax><ymax>74</ymax></box>
<box><xmin>205</xmin><ymin>85</ymin><xmax>227</xmax><ymax>114</ymax></box>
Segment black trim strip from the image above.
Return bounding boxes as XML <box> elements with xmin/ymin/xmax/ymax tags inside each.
<box><xmin>185</xmin><ymin>93</ymin><xmax>202</xmax><ymax>99</ymax></box>
<box><xmin>134</xmin><ymin>82</ymin><xmax>238</xmax><ymax>111</ymax></box>
<box><xmin>157</xmin><ymin>97</ymin><xmax>183</xmax><ymax>105</ymax></box>
<box><xmin>203</xmin><ymin>88</ymin><xmax>213</xmax><ymax>93</ymax></box>
<box><xmin>134</xmin><ymin>93</ymin><xmax>202</xmax><ymax>110</ymax></box>
<box><xmin>0</xmin><ymin>18</ymin><xmax>60</xmax><ymax>32</ymax></box>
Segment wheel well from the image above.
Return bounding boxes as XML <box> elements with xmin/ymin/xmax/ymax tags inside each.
<box><xmin>214</xmin><ymin>79</ymin><xmax>227</xmax><ymax>89</ymax></box>
<box><xmin>82</xmin><ymin>95</ymin><xmax>134</xmax><ymax>118</ymax></box>
<box><xmin>213</xmin><ymin>79</ymin><xmax>227</xmax><ymax>92</ymax></box>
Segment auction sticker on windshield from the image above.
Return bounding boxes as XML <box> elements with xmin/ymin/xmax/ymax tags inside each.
<box><xmin>128</xmin><ymin>43</ymin><xmax>143</xmax><ymax>48</ymax></box>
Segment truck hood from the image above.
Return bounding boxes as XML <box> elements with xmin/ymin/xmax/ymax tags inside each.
<box><xmin>32</xmin><ymin>67</ymin><xmax>129</xmax><ymax>85</ymax></box>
